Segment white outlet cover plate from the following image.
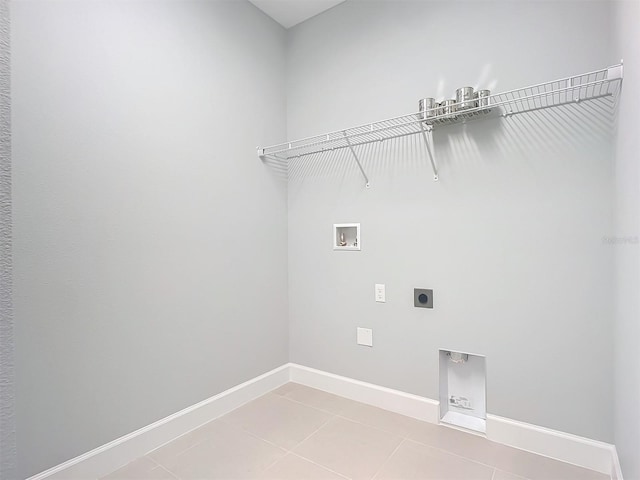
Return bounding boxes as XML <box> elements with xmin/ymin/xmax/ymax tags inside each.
<box><xmin>375</xmin><ymin>284</ymin><xmax>386</xmax><ymax>303</ymax></box>
<box><xmin>357</xmin><ymin>327</ymin><xmax>373</xmax><ymax>347</ymax></box>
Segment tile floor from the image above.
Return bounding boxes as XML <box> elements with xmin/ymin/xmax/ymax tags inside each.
<box><xmin>101</xmin><ymin>383</ymin><xmax>610</xmax><ymax>480</ymax></box>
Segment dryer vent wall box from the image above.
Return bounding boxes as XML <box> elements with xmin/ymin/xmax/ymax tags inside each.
<box><xmin>439</xmin><ymin>349</ymin><xmax>486</xmax><ymax>433</ymax></box>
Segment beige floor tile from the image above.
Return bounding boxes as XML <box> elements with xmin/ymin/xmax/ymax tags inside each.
<box><xmin>491</xmin><ymin>447</ymin><xmax>610</xmax><ymax>480</ymax></box>
<box><xmin>100</xmin><ymin>457</ymin><xmax>177</xmax><ymax>480</ymax></box>
<box><xmin>493</xmin><ymin>470</ymin><xmax>530</xmax><ymax>480</ymax></box>
<box><xmin>272</xmin><ymin>382</ymin><xmax>303</xmax><ymax>397</ymax></box>
<box><xmin>374</xmin><ymin>439</ymin><xmax>494</xmax><ymax>480</ymax></box>
<box><xmin>294</xmin><ymin>416</ymin><xmax>403</xmax><ymax>480</ymax></box>
<box><xmin>148</xmin><ymin>419</ymin><xmax>221</xmax><ymax>463</ymax></box>
<box><xmin>101</xmin><ymin>388</ymin><xmax>610</xmax><ymax>480</ymax></box>
<box><xmin>409</xmin><ymin>422</ymin><xmax>608</xmax><ymax>480</ymax></box>
<box><xmin>337</xmin><ymin>400</ymin><xmax>424</xmax><ymax>437</ymax></box>
<box><xmin>258</xmin><ymin>453</ymin><xmax>348</xmax><ymax>480</ymax></box>
<box><xmin>408</xmin><ymin>421</ymin><xmax>497</xmax><ymax>465</ymax></box>
<box><xmin>223</xmin><ymin>393</ymin><xmax>333</xmax><ymax>449</ymax></box>
<box><xmin>156</xmin><ymin>419</ymin><xmax>286</xmax><ymax>479</ymax></box>
<box><xmin>283</xmin><ymin>384</ymin><xmax>361</xmax><ymax>415</ymax></box>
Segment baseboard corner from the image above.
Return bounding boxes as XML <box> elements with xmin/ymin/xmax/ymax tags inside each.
<box><xmin>611</xmin><ymin>445</ymin><xmax>624</xmax><ymax>480</ymax></box>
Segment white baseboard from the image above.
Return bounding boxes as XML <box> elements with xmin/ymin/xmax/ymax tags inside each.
<box><xmin>27</xmin><ymin>364</ymin><xmax>290</xmax><ymax>480</ymax></box>
<box><xmin>27</xmin><ymin>363</ymin><xmax>620</xmax><ymax>480</ymax></box>
<box><xmin>288</xmin><ymin>364</ymin><xmax>616</xmax><ymax>477</ymax></box>
<box><xmin>289</xmin><ymin>363</ymin><xmax>440</xmax><ymax>424</ymax></box>
<box><xmin>611</xmin><ymin>446</ymin><xmax>624</xmax><ymax>480</ymax></box>
<box><xmin>486</xmin><ymin>414</ymin><xmax>616</xmax><ymax>476</ymax></box>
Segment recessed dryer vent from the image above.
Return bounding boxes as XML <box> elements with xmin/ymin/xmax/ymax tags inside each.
<box><xmin>439</xmin><ymin>349</ymin><xmax>486</xmax><ymax>433</ymax></box>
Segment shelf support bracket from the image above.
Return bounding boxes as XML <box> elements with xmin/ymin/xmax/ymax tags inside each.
<box><xmin>343</xmin><ymin>132</ymin><xmax>371</xmax><ymax>188</ymax></box>
<box><xmin>419</xmin><ymin>125</ymin><xmax>439</xmax><ymax>181</ymax></box>
<box><xmin>257</xmin><ymin>147</ymin><xmax>287</xmax><ymax>163</ymax></box>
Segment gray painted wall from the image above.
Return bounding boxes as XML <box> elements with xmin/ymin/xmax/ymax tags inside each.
<box><xmin>12</xmin><ymin>1</ymin><xmax>288</xmax><ymax>477</ymax></box>
<box><xmin>10</xmin><ymin>0</ymin><xmax>635</xmax><ymax>476</ymax></box>
<box><xmin>0</xmin><ymin>0</ymin><xmax>16</xmax><ymax>477</ymax></box>
<box><xmin>286</xmin><ymin>0</ymin><xmax>615</xmax><ymax>442</ymax></box>
<box><xmin>612</xmin><ymin>1</ymin><xmax>640</xmax><ymax>478</ymax></box>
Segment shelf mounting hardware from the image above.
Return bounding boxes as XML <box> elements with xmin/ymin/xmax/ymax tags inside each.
<box><xmin>344</xmin><ymin>131</ymin><xmax>370</xmax><ymax>188</ymax></box>
<box><xmin>419</xmin><ymin>124</ymin><xmax>438</xmax><ymax>181</ymax></box>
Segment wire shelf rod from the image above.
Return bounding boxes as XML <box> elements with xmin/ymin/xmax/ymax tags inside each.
<box><xmin>257</xmin><ymin>63</ymin><xmax>623</xmax><ymax>185</ymax></box>
<box><xmin>286</xmin><ymin>129</ymin><xmax>428</xmax><ymax>160</ymax></box>
<box><xmin>260</xmin><ymin>64</ymin><xmax>621</xmax><ymax>155</ymax></box>
<box><xmin>262</xmin><ymin>86</ymin><xmax>614</xmax><ymax>157</ymax></box>
<box><xmin>263</xmin><ymin>74</ymin><xmax>619</xmax><ymax>156</ymax></box>
<box><xmin>485</xmin><ymin>64</ymin><xmax>614</xmax><ymax>98</ymax></box>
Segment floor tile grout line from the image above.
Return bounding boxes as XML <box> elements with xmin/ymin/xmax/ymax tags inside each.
<box><xmin>405</xmin><ymin>436</ymin><xmax>605</xmax><ymax>480</ymax></box>
<box><xmin>241</xmin><ymin>388</ymin><xmax>395</xmax><ymax>479</ymax></box>
<box><xmin>104</xmin><ymin>385</ymin><xmax>596</xmax><ymax>480</ymax></box>
<box><xmin>277</xmin><ymin>391</ymin><xmax>348</xmax><ymax>417</ymax></box>
<box><xmin>275</xmin><ymin>385</ymin><xmax>432</xmax><ymax>441</ymax></box>
<box><xmin>286</xmin><ymin>386</ymin><xmax>606</xmax><ymax>480</ymax></box>
<box><xmin>333</xmin><ymin>412</ymin><xmax>414</xmax><ymax>438</ymax></box>
<box><xmin>147</xmin><ymin>390</ymin><xmax>336</xmax><ymax>478</ymax></box>
<box><xmin>231</xmin><ymin>422</ymin><xmax>293</xmax><ymax>453</ymax></box>
<box><xmin>153</xmin><ymin>461</ymin><xmax>182</xmax><ymax>480</ymax></box>
<box><xmin>149</xmin><ymin>435</ymin><xmax>206</xmax><ymax>469</ymax></box>
<box><xmin>278</xmin><ymin>385</ymin><xmax>600</xmax><ymax>479</ymax></box>
<box><xmin>144</xmin><ymin>416</ymin><xmax>231</xmax><ymax>461</ymax></box>
<box><xmin>221</xmin><ymin>397</ymin><xmax>338</xmax><ymax>474</ymax></box>
<box><xmin>146</xmin><ymin>456</ymin><xmax>161</xmax><ymax>467</ymax></box>
<box><xmin>371</xmin><ymin>437</ymin><xmax>407</xmax><ymax>480</ymax></box>
<box><xmin>276</xmin><ymin>388</ymin><xmax>493</xmax><ymax>477</ymax></box>
<box><xmin>221</xmin><ymin>394</ymin><xmax>338</xmax><ymax>453</ymax></box>
<box><xmin>281</xmin><ymin>397</ymin><xmax>342</xmax><ymax>416</ymax></box>
<box><xmin>258</xmin><ymin>451</ymin><xmax>290</xmax><ymax>475</ymax></box>
<box><xmin>287</xmin><ymin>415</ymin><xmax>335</xmax><ymax>453</ymax></box>
<box><xmin>279</xmin><ymin>409</ymin><xmax>415</xmax><ymax>480</ymax></box>
<box><xmin>149</xmin><ymin>417</ymin><xmax>288</xmax><ymax>478</ymax></box>
<box><xmin>251</xmin><ymin>415</ymin><xmax>337</xmax><ymax>477</ymax></box>
<box><xmin>279</xmin><ymin>385</ymin><xmax>602</xmax><ymax>479</ymax></box>
<box><xmin>147</xmin><ymin>417</ymin><xmax>236</xmax><ymax>465</ymax></box>
<box><xmin>274</xmin><ymin>386</ymin><xmax>429</xmax><ymax>440</ymax></box>
<box><xmin>402</xmin><ymin>436</ymin><xmax>506</xmax><ymax>474</ymax></box>
<box><xmin>287</xmin><ymin>452</ymin><xmax>352</xmax><ymax>480</ymax></box>
<box><xmin>275</xmin><ymin>386</ymin><xmax>418</xmax><ymax>440</ymax></box>
<box><xmin>404</xmin><ymin>434</ymin><xmax>591</xmax><ymax>480</ymax></box>
<box><xmin>154</xmin><ymin>464</ymin><xmax>180</xmax><ymax>480</ymax></box>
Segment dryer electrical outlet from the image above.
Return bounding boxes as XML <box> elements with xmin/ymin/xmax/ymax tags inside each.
<box><xmin>414</xmin><ymin>288</ymin><xmax>433</xmax><ymax>308</ymax></box>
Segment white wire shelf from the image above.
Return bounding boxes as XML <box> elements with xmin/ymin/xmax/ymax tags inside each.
<box><xmin>258</xmin><ymin>63</ymin><xmax>623</xmax><ymax>184</ymax></box>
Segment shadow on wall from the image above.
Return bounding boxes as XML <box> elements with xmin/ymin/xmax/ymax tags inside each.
<box><xmin>260</xmin><ymin>154</ymin><xmax>288</xmax><ymax>181</ymax></box>
<box><xmin>279</xmin><ymin>94</ymin><xmax>617</xmax><ymax>192</ymax></box>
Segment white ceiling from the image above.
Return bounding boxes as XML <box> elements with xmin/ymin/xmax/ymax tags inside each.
<box><xmin>249</xmin><ymin>0</ymin><xmax>346</xmax><ymax>29</ymax></box>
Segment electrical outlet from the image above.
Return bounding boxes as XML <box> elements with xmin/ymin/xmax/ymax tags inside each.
<box><xmin>357</xmin><ymin>327</ymin><xmax>373</xmax><ymax>347</ymax></box>
<box><xmin>375</xmin><ymin>284</ymin><xmax>386</xmax><ymax>303</ymax></box>
<box><xmin>449</xmin><ymin>395</ymin><xmax>473</xmax><ymax>410</ymax></box>
<box><xmin>414</xmin><ymin>288</ymin><xmax>433</xmax><ymax>308</ymax></box>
